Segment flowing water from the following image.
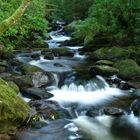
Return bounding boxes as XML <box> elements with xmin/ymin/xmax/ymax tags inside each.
<box><xmin>16</xmin><ymin>23</ymin><xmax>140</xmax><ymax>140</ymax></box>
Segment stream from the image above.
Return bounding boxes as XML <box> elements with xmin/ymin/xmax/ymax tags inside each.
<box><xmin>15</xmin><ymin>22</ymin><xmax>140</xmax><ymax>140</ymax></box>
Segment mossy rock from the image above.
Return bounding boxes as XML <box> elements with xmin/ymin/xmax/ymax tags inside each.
<box><xmin>91</xmin><ymin>47</ymin><xmax>128</xmax><ymax>61</ymax></box>
<box><xmin>20</xmin><ymin>64</ymin><xmax>43</xmax><ymax>74</ymax></box>
<box><xmin>115</xmin><ymin>59</ymin><xmax>140</xmax><ymax>79</ymax></box>
<box><xmin>7</xmin><ymin>81</ymin><xmax>20</xmax><ymax>93</ymax></box>
<box><xmin>51</xmin><ymin>48</ymin><xmax>74</xmax><ymax>57</ymax></box>
<box><xmin>0</xmin><ymin>78</ymin><xmax>29</xmax><ymax>133</ymax></box>
<box><xmin>90</xmin><ymin>65</ymin><xmax>119</xmax><ymax>76</ymax></box>
<box><xmin>95</xmin><ymin>60</ymin><xmax>114</xmax><ymax>66</ymax></box>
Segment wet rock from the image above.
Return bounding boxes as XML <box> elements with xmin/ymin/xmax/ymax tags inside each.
<box><xmin>115</xmin><ymin>59</ymin><xmax>140</xmax><ymax>79</ymax></box>
<box><xmin>51</xmin><ymin>48</ymin><xmax>74</xmax><ymax>57</ymax></box>
<box><xmin>31</xmin><ymin>53</ymin><xmax>40</xmax><ymax>60</ymax></box>
<box><xmin>86</xmin><ymin>108</ymin><xmax>100</xmax><ymax>117</ymax></box>
<box><xmin>0</xmin><ymin>78</ymin><xmax>29</xmax><ymax>133</ymax></box>
<box><xmin>90</xmin><ymin>65</ymin><xmax>119</xmax><ymax>76</ymax></box>
<box><xmin>118</xmin><ymin>81</ymin><xmax>135</xmax><ymax>90</ymax></box>
<box><xmin>20</xmin><ymin>64</ymin><xmax>43</xmax><ymax>75</ymax></box>
<box><xmin>29</xmin><ymin>100</ymin><xmax>69</xmax><ymax>120</ymax></box>
<box><xmin>95</xmin><ymin>60</ymin><xmax>114</xmax><ymax>66</ymax></box>
<box><xmin>90</xmin><ymin>47</ymin><xmax>128</xmax><ymax>61</ymax></box>
<box><xmin>21</xmin><ymin>87</ymin><xmax>53</xmax><ymax>100</ymax></box>
<box><xmin>130</xmin><ymin>99</ymin><xmax>140</xmax><ymax>117</ymax></box>
<box><xmin>32</xmin><ymin>72</ymin><xmax>54</xmax><ymax>87</ymax></box>
<box><xmin>102</xmin><ymin>107</ymin><xmax>124</xmax><ymax>116</ymax></box>
<box><xmin>54</xmin><ymin>63</ymin><xmax>64</xmax><ymax>67</ymax></box>
<box><xmin>44</xmin><ymin>53</ymin><xmax>54</xmax><ymax>60</ymax></box>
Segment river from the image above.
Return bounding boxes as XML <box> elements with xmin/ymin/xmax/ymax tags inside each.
<box><xmin>15</xmin><ymin>22</ymin><xmax>140</xmax><ymax>140</ymax></box>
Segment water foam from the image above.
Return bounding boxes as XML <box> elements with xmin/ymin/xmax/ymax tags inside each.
<box><xmin>49</xmin><ymin>76</ymin><xmax>125</xmax><ymax>108</ymax></box>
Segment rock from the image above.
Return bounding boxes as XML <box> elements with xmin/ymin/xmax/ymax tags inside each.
<box><xmin>54</xmin><ymin>63</ymin><xmax>63</xmax><ymax>67</ymax></box>
<box><xmin>20</xmin><ymin>64</ymin><xmax>43</xmax><ymax>75</ymax></box>
<box><xmin>44</xmin><ymin>52</ymin><xmax>54</xmax><ymax>60</ymax></box>
<box><xmin>86</xmin><ymin>108</ymin><xmax>100</xmax><ymax>117</ymax></box>
<box><xmin>102</xmin><ymin>107</ymin><xmax>124</xmax><ymax>116</ymax></box>
<box><xmin>90</xmin><ymin>47</ymin><xmax>128</xmax><ymax>61</ymax></box>
<box><xmin>10</xmin><ymin>75</ymin><xmax>34</xmax><ymax>89</ymax></box>
<box><xmin>90</xmin><ymin>65</ymin><xmax>119</xmax><ymax>76</ymax></box>
<box><xmin>32</xmin><ymin>72</ymin><xmax>54</xmax><ymax>87</ymax></box>
<box><xmin>51</xmin><ymin>48</ymin><xmax>74</xmax><ymax>57</ymax></box>
<box><xmin>7</xmin><ymin>81</ymin><xmax>20</xmax><ymax>93</ymax></box>
<box><xmin>128</xmin><ymin>80</ymin><xmax>140</xmax><ymax>89</ymax></box>
<box><xmin>130</xmin><ymin>99</ymin><xmax>140</xmax><ymax>117</ymax></box>
<box><xmin>95</xmin><ymin>60</ymin><xmax>114</xmax><ymax>66</ymax></box>
<box><xmin>31</xmin><ymin>53</ymin><xmax>40</xmax><ymax>60</ymax></box>
<box><xmin>117</xmin><ymin>81</ymin><xmax>134</xmax><ymax>90</ymax></box>
<box><xmin>0</xmin><ymin>78</ymin><xmax>29</xmax><ymax>133</ymax></box>
<box><xmin>115</xmin><ymin>59</ymin><xmax>140</xmax><ymax>79</ymax></box>
<box><xmin>29</xmin><ymin>100</ymin><xmax>69</xmax><ymax>120</ymax></box>
<box><xmin>21</xmin><ymin>87</ymin><xmax>53</xmax><ymax>100</ymax></box>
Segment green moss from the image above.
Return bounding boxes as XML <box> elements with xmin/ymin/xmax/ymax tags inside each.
<box><xmin>95</xmin><ymin>60</ymin><xmax>114</xmax><ymax>66</ymax></box>
<box><xmin>20</xmin><ymin>64</ymin><xmax>43</xmax><ymax>74</ymax></box>
<box><xmin>93</xmin><ymin>47</ymin><xmax>128</xmax><ymax>61</ymax></box>
<box><xmin>7</xmin><ymin>81</ymin><xmax>20</xmax><ymax>93</ymax></box>
<box><xmin>92</xmin><ymin>65</ymin><xmax>119</xmax><ymax>76</ymax></box>
<box><xmin>0</xmin><ymin>78</ymin><xmax>29</xmax><ymax>133</ymax></box>
<box><xmin>115</xmin><ymin>59</ymin><xmax>140</xmax><ymax>79</ymax></box>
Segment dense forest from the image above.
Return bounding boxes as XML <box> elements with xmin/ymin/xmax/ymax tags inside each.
<box><xmin>0</xmin><ymin>0</ymin><xmax>140</xmax><ymax>140</ymax></box>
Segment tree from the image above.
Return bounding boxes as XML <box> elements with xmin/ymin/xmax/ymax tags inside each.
<box><xmin>0</xmin><ymin>0</ymin><xmax>31</xmax><ymax>35</ymax></box>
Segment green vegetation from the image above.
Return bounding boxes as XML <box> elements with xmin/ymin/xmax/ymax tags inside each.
<box><xmin>49</xmin><ymin>0</ymin><xmax>140</xmax><ymax>47</ymax></box>
<box><xmin>0</xmin><ymin>0</ymin><xmax>49</xmax><ymax>50</ymax></box>
<box><xmin>47</xmin><ymin>0</ymin><xmax>94</xmax><ymax>22</ymax></box>
<box><xmin>0</xmin><ymin>78</ymin><xmax>29</xmax><ymax>133</ymax></box>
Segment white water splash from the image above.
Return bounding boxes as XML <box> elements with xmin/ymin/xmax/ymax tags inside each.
<box><xmin>49</xmin><ymin>76</ymin><xmax>125</xmax><ymax>108</ymax></box>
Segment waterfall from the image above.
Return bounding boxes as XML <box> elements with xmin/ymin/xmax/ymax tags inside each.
<box><xmin>49</xmin><ymin>76</ymin><xmax>125</xmax><ymax>108</ymax></box>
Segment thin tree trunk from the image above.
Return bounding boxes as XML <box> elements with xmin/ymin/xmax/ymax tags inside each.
<box><xmin>0</xmin><ymin>0</ymin><xmax>32</xmax><ymax>35</ymax></box>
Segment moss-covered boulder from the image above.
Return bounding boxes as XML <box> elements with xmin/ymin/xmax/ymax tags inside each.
<box><xmin>90</xmin><ymin>47</ymin><xmax>128</xmax><ymax>61</ymax></box>
<box><xmin>0</xmin><ymin>78</ymin><xmax>29</xmax><ymax>133</ymax></box>
<box><xmin>95</xmin><ymin>60</ymin><xmax>114</xmax><ymax>66</ymax></box>
<box><xmin>90</xmin><ymin>65</ymin><xmax>119</xmax><ymax>76</ymax></box>
<box><xmin>115</xmin><ymin>59</ymin><xmax>140</xmax><ymax>79</ymax></box>
<box><xmin>51</xmin><ymin>48</ymin><xmax>74</xmax><ymax>57</ymax></box>
<box><xmin>20</xmin><ymin>64</ymin><xmax>43</xmax><ymax>74</ymax></box>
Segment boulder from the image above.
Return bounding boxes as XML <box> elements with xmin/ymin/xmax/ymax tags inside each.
<box><xmin>95</xmin><ymin>60</ymin><xmax>114</xmax><ymax>66</ymax></box>
<box><xmin>19</xmin><ymin>64</ymin><xmax>43</xmax><ymax>75</ymax></box>
<box><xmin>51</xmin><ymin>48</ymin><xmax>74</xmax><ymax>57</ymax></box>
<box><xmin>0</xmin><ymin>78</ymin><xmax>29</xmax><ymax>133</ymax></box>
<box><xmin>90</xmin><ymin>65</ymin><xmax>119</xmax><ymax>76</ymax></box>
<box><xmin>90</xmin><ymin>47</ymin><xmax>128</xmax><ymax>61</ymax></box>
<box><xmin>115</xmin><ymin>59</ymin><xmax>140</xmax><ymax>79</ymax></box>
<box><xmin>102</xmin><ymin>107</ymin><xmax>124</xmax><ymax>116</ymax></box>
<box><xmin>21</xmin><ymin>87</ymin><xmax>53</xmax><ymax>100</ymax></box>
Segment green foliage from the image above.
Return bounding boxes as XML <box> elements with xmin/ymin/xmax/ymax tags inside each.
<box><xmin>47</xmin><ymin>0</ymin><xmax>94</xmax><ymax>22</ymax></box>
<box><xmin>73</xmin><ymin>0</ymin><xmax>140</xmax><ymax>46</ymax></box>
<box><xmin>0</xmin><ymin>0</ymin><xmax>49</xmax><ymax>50</ymax></box>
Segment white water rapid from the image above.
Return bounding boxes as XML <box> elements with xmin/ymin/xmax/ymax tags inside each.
<box><xmin>49</xmin><ymin>76</ymin><xmax>125</xmax><ymax>108</ymax></box>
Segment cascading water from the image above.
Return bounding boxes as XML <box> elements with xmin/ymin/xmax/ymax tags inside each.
<box><xmin>49</xmin><ymin>75</ymin><xmax>125</xmax><ymax>109</ymax></box>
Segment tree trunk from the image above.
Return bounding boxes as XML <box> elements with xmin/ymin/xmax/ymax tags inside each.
<box><xmin>0</xmin><ymin>0</ymin><xmax>32</xmax><ymax>36</ymax></box>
